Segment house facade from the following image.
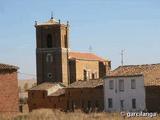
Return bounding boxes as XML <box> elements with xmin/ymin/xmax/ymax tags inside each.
<box><xmin>104</xmin><ymin>64</ymin><xmax>160</xmax><ymax>112</ymax></box>
<box><xmin>104</xmin><ymin>74</ymin><xmax>146</xmax><ymax>112</ymax></box>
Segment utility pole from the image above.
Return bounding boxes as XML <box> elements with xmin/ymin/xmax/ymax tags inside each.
<box><xmin>89</xmin><ymin>45</ymin><xmax>93</xmax><ymax>53</ymax></box>
<box><xmin>121</xmin><ymin>49</ymin><xmax>125</xmax><ymax>66</ymax></box>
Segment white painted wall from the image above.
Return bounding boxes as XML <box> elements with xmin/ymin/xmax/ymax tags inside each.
<box><xmin>104</xmin><ymin>75</ymin><xmax>146</xmax><ymax>112</ymax></box>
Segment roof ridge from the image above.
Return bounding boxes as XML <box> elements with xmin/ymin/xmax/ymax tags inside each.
<box><xmin>69</xmin><ymin>51</ymin><xmax>108</xmax><ymax>61</ymax></box>
<box><xmin>118</xmin><ymin>63</ymin><xmax>160</xmax><ymax>68</ymax></box>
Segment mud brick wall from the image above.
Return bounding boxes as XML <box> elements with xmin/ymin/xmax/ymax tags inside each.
<box><xmin>0</xmin><ymin>70</ymin><xmax>19</xmax><ymax>113</ymax></box>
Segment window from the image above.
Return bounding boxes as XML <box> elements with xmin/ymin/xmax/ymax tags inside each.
<box><xmin>132</xmin><ymin>98</ymin><xmax>136</xmax><ymax>109</ymax></box>
<box><xmin>47</xmin><ymin>34</ymin><xmax>52</xmax><ymax>48</ymax></box>
<box><xmin>108</xmin><ymin>98</ymin><xmax>113</xmax><ymax>108</ymax></box>
<box><xmin>131</xmin><ymin>79</ymin><xmax>136</xmax><ymax>89</ymax></box>
<box><xmin>47</xmin><ymin>73</ymin><xmax>53</xmax><ymax>79</ymax></box>
<box><xmin>92</xmin><ymin>73</ymin><xmax>95</xmax><ymax>79</ymax></box>
<box><xmin>120</xmin><ymin>100</ymin><xmax>124</xmax><ymax>110</ymax></box>
<box><xmin>46</xmin><ymin>54</ymin><xmax>53</xmax><ymax>62</ymax></box>
<box><xmin>109</xmin><ymin>80</ymin><xmax>114</xmax><ymax>89</ymax></box>
<box><xmin>83</xmin><ymin>70</ymin><xmax>87</xmax><ymax>80</ymax></box>
<box><xmin>119</xmin><ymin>79</ymin><xmax>124</xmax><ymax>91</ymax></box>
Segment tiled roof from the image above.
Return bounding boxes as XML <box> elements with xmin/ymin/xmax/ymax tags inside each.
<box><xmin>68</xmin><ymin>79</ymin><xmax>103</xmax><ymax>88</ymax></box>
<box><xmin>49</xmin><ymin>88</ymin><xmax>65</xmax><ymax>96</ymax></box>
<box><xmin>0</xmin><ymin>63</ymin><xmax>19</xmax><ymax>70</ymax></box>
<box><xmin>107</xmin><ymin>63</ymin><xmax>160</xmax><ymax>86</ymax></box>
<box><xmin>109</xmin><ymin>64</ymin><xmax>160</xmax><ymax>76</ymax></box>
<box><xmin>69</xmin><ymin>52</ymin><xmax>107</xmax><ymax>62</ymax></box>
<box><xmin>29</xmin><ymin>82</ymin><xmax>65</xmax><ymax>91</ymax></box>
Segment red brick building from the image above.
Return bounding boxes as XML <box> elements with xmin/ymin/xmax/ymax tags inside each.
<box><xmin>0</xmin><ymin>63</ymin><xmax>19</xmax><ymax>114</ymax></box>
<box><xmin>28</xmin><ymin>79</ymin><xmax>103</xmax><ymax>112</ymax></box>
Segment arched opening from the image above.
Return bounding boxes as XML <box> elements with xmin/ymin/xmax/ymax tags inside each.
<box><xmin>47</xmin><ymin>34</ymin><xmax>52</xmax><ymax>48</ymax></box>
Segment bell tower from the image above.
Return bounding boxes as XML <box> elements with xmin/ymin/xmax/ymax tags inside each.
<box><xmin>35</xmin><ymin>17</ymin><xmax>69</xmax><ymax>85</ymax></box>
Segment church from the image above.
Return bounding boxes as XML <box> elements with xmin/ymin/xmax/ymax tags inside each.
<box><xmin>28</xmin><ymin>16</ymin><xmax>111</xmax><ymax>112</ymax></box>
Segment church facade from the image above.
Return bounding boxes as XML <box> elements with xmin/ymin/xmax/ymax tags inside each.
<box><xmin>28</xmin><ymin>17</ymin><xmax>111</xmax><ymax>112</ymax></box>
<box><xmin>35</xmin><ymin>17</ymin><xmax>111</xmax><ymax>85</ymax></box>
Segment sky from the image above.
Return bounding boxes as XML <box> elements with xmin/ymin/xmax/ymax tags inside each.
<box><xmin>0</xmin><ymin>0</ymin><xmax>160</xmax><ymax>79</ymax></box>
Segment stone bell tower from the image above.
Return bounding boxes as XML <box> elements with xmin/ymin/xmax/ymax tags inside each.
<box><xmin>35</xmin><ymin>16</ymin><xmax>69</xmax><ymax>85</ymax></box>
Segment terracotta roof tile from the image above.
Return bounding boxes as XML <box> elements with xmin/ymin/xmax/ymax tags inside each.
<box><xmin>107</xmin><ymin>63</ymin><xmax>160</xmax><ymax>86</ymax></box>
<box><xmin>68</xmin><ymin>79</ymin><xmax>103</xmax><ymax>88</ymax></box>
<box><xmin>69</xmin><ymin>52</ymin><xmax>107</xmax><ymax>62</ymax></box>
<box><xmin>110</xmin><ymin>64</ymin><xmax>160</xmax><ymax>76</ymax></box>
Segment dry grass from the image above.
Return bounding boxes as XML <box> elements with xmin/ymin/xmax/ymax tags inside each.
<box><xmin>0</xmin><ymin>109</ymin><xmax>159</xmax><ymax>120</ymax></box>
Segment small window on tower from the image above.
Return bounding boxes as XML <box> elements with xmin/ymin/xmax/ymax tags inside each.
<box><xmin>47</xmin><ymin>34</ymin><xmax>52</xmax><ymax>48</ymax></box>
<box><xmin>46</xmin><ymin>54</ymin><xmax>53</xmax><ymax>62</ymax></box>
<box><xmin>47</xmin><ymin>73</ymin><xmax>53</xmax><ymax>79</ymax></box>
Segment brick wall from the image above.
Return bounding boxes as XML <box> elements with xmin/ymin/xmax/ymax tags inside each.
<box><xmin>28</xmin><ymin>86</ymin><xmax>104</xmax><ymax>112</ymax></box>
<box><xmin>0</xmin><ymin>70</ymin><xmax>19</xmax><ymax>113</ymax></box>
<box><xmin>28</xmin><ymin>90</ymin><xmax>66</xmax><ymax>112</ymax></box>
<box><xmin>145</xmin><ymin>86</ymin><xmax>160</xmax><ymax>112</ymax></box>
<box><xmin>65</xmin><ymin>86</ymin><xmax>104</xmax><ymax>112</ymax></box>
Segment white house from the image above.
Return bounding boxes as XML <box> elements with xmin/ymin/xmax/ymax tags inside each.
<box><xmin>104</xmin><ymin>74</ymin><xmax>146</xmax><ymax>112</ymax></box>
<box><xmin>104</xmin><ymin>64</ymin><xmax>160</xmax><ymax>112</ymax></box>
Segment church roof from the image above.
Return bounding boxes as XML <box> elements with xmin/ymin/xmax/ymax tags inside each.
<box><xmin>0</xmin><ymin>63</ymin><xmax>19</xmax><ymax>70</ymax></box>
<box><xmin>69</xmin><ymin>52</ymin><xmax>107</xmax><ymax>62</ymax></box>
<box><xmin>67</xmin><ymin>79</ymin><xmax>103</xmax><ymax>88</ymax></box>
